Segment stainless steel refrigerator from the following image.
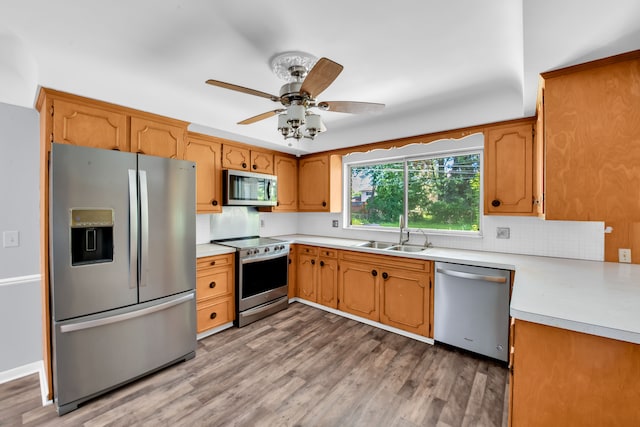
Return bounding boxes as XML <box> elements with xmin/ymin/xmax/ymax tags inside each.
<box><xmin>49</xmin><ymin>143</ymin><xmax>196</xmax><ymax>415</ymax></box>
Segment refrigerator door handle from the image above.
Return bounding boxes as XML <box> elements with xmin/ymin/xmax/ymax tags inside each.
<box><xmin>139</xmin><ymin>169</ymin><xmax>149</xmax><ymax>288</ymax></box>
<box><xmin>128</xmin><ymin>169</ymin><xmax>138</xmax><ymax>289</ymax></box>
<box><xmin>59</xmin><ymin>293</ymin><xmax>194</xmax><ymax>333</ymax></box>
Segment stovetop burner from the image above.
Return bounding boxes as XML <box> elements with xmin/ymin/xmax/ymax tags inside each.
<box><xmin>211</xmin><ymin>236</ymin><xmax>285</xmax><ymax>249</ymax></box>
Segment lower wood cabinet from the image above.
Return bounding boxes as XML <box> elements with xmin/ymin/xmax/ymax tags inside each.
<box><xmin>196</xmin><ymin>253</ymin><xmax>235</xmax><ymax>333</ymax></box>
<box><xmin>288</xmin><ymin>245</ymin><xmax>297</xmax><ymax>300</ymax></box>
<box><xmin>295</xmin><ymin>246</ymin><xmax>339</xmax><ymax>309</ymax></box>
<box><xmin>293</xmin><ymin>246</ymin><xmax>433</xmax><ymax>337</ymax></box>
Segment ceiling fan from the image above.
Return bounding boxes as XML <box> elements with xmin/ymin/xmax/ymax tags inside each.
<box><xmin>205</xmin><ymin>51</ymin><xmax>384</xmax><ymax>142</ymax></box>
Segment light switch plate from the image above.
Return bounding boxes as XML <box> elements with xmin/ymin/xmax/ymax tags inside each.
<box><xmin>496</xmin><ymin>227</ymin><xmax>510</xmax><ymax>239</ymax></box>
<box><xmin>3</xmin><ymin>230</ymin><xmax>19</xmax><ymax>248</ymax></box>
<box><xmin>332</xmin><ymin>220</ymin><xmax>339</xmax><ymax>228</ymax></box>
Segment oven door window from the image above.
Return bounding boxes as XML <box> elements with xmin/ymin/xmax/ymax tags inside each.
<box><xmin>241</xmin><ymin>254</ymin><xmax>288</xmax><ymax>298</ymax></box>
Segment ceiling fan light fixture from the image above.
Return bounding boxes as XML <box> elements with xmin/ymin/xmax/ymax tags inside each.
<box><xmin>270</xmin><ymin>51</ymin><xmax>318</xmax><ymax>82</ymax></box>
<box><xmin>286</xmin><ymin>104</ymin><xmax>306</xmax><ymax>129</ymax></box>
<box><xmin>305</xmin><ymin>114</ymin><xmax>324</xmax><ymax>139</ymax></box>
<box><xmin>277</xmin><ymin>114</ymin><xmax>291</xmax><ymax>137</ymax></box>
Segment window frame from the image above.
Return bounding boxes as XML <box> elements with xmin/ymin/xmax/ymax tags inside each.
<box><xmin>342</xmin><ymin>133</ymin><xmax>484</xmax><ymax>237</ymax></box>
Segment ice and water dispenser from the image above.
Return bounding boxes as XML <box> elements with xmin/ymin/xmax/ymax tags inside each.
<box><xmin>70</xmin><ymin>209</ymin><xmax>114</xmax><ymax>266</ymax></box>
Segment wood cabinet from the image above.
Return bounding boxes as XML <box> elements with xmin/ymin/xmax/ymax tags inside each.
<box><xmin>379</xmin><ymin>265</ymin><xmax>431</xmax><ymax>336</ymax></box>
<box><xmin>184</xmin><ymin>133</ymin><xmax>222</xmax><ymax>213</ymax></box>
<box><xmin>195</xmin><ymin>253</ymin><xmax>235</xmax><ymax>333</ymax></box>
<box><xmin>51</xmin><ymin>98</ymin><xmax>129</xmax><ymax>151</ymax></box>
<box><xmin>296</xmin><ymin>245</ymin><xmax>318</xmax><ymax>301</ymax></box>
<box><xmin>130</xmin><ymin>116</ymin><xmax>184</xmax><ymax>159</ymax></box>
<box><xmin>272</xmin><ymin>154</ymin><xmax>298</xmax><ymax>212</ymax></box>
<box><xmin>222</xmin><ymin>144</ymin><xmax>274</xmax><ymax>174</ymax></box>
<box><xmin>339</xmin><ymin>250</ymin><xmax>432</xmax><ymax>335</ymax></box>
<box><xmin>510</xmin><ymin>319</ymin><xmax>640</xmax><ymax>426</ymax></box>
<box><xmin>484</xmin><ymin>121</ymin><xmax>536</xmax><ymax>215</ymax></box>
<box><xmin>288</xmin><ymin>245</ymin><xmax>297</xmax><ymax>300</ymax></box>
<box><xmin>295</xmin><ymin>246</ymin><xmax>338</xmax><ymax>308</ymax></box>
<box><xmin>298</xmin><ymin>154</ymin><xmax>342</xmax><ymax>212</ymax></box>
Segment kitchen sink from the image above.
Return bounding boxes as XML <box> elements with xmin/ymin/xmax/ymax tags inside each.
<box><xmin>385</xmin><ymin>244</ymin><xmax>427</xmax><ymax>253</ymax></box>
<box><xmin>358</xmin><ymin>241</ymin><xmax>396</xmax><ymax>249</ymax></box>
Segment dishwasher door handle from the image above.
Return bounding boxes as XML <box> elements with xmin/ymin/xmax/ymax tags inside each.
<box><xmin>436</xmin><ymin>267</ymin><xmax>507</xmax><ymax>284</ymax></box>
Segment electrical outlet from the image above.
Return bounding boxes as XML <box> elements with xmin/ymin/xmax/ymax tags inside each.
<box><xmin>3</xmin><ymin>230</ymin><xmax>19</xmax><ymax>248</ymax></box>
<box><xmin>260</xmin><ymin>219</ymin><xmax>265</xmax><ymax>228</ymax></box>
<box><xmin>619</xmin><ymin>248</ymin><xmax>631</xmax><ymax>263</ymax></box>
<box><xmin>332</xmin><ymin>220</ymin><xmax>339</xmax><ymax>228</ymax></box>
<box><xmin>496</xmin><ymin>227</ymin><xmax>510</xmax><ymax>239</ymax></box>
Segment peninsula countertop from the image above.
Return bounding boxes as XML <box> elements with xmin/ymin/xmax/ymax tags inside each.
<box><xmin>272</xmin><ymin>234</ymin><xmax>640</xmax><ymax>345</ymax></box>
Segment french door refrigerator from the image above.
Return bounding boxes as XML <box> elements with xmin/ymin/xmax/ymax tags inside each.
<box><xmin>49</xmin><ymin>143</ymin><xmax>196</xmax><ymax>415</ymax></box>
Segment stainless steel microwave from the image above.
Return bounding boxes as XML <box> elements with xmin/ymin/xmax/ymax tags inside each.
<box><xmin>223</xmin><ymin>169</ymin><xmax>278</xmax><ymax>206</ymax></box>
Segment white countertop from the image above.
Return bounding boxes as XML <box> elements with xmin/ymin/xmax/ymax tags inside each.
<box><xmin>196</xmin><ymin>243</ymin><xmax>236</xmax><ymax>258</ymax></box>
<box><xmin>273</xmin><ymin>234</ymin><xmax>640</xmax><ymax>345</ymax></box>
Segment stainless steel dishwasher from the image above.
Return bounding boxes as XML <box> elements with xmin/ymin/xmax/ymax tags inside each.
<box><xmin>434</xmin><ymin>262</ymin><xmax>510</xmax><ymax>362</ymax></box>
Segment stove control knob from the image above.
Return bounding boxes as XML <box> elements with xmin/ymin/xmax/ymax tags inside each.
<box><xmin>254</xmin><ymin>249</ymin><xmax>260</xmax><ymax>255</ymax></box>
<box><xmin>264</xmin><ymin>247</ymin><xmax>270</xmax><ymax>253</ymax></box>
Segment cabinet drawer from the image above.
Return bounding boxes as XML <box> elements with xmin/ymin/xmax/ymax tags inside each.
<box><xmin>197</xmin><ymin>298</ymin><xmax>233</xmax><ymax>333</ymax></box>
<box><xmin>196</xmin><ymin>268</ymin><xmax>233</xmax><ymax>301</ymax></box>
<box><xmin>197</xmin><ymin>253</ymin><xmax>234</xmax><ymax>271</ymax></box>
<box><xmin>318</xmin><ymin>248</ymin><xmax>338</xmax><ymax>258</ymax></box>
<box><xmin>298</xmin><ymin>245</ymin><xmax>318</xmax><ymax>256</ymax></box>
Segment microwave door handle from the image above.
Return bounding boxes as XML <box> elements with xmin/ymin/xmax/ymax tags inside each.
<box><xmin>267</xmin><ymin>180</ymin><xmax>271</xmax><ymax>200</ymax></box>
<box><xmin>139</xmin><ymin>170</ymin><xmax>149</xmax><ymax>288</ymax></box>
<box><xmin>128</xmin><ymin>169</ymin><xmax>138</xmax><ymax>289</ymax></box>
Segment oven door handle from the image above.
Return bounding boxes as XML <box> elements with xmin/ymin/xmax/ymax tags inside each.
<box><xmin>241</xmin><ymin>251</ymin><xmax>288</xmax><ymax>265</ymax></box>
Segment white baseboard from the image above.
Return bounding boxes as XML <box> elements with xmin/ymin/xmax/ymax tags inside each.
<box><xmin>0</xmin><ymin>360</ymin><xmax>50</xmax><ymax>406</ymax></box>
<box><xmin>196</xmin><ymin>322</ymin><xmax>234</xmax><ymax>340</ymax></box>
<box><xmin>288</xmin><ymin>298</ymin><xmax>435</xmax><ymax>345</ymax></box>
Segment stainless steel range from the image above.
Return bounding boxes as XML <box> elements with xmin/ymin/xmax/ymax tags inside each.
<box><xmin>213</xmin><ymin>236</ymin><xmax>289</xmax><ymax>327</ymax></box>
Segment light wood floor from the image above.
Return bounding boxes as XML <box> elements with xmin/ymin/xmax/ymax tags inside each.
<box><xmin>1</xmin><ymin>302</ymin><xmax>509</xmax><ymax>426</ymax></box>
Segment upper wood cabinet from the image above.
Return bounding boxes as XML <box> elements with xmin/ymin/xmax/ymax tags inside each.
<box><xmin>184</xmin><ymin>133</ymin><xmax>222</xmax><ymax>213</ymax></box>
<box><xmin>51</xmin><ymin>99</ymin><xmax>129</xmax><ymax>151</ymax></box>
<box><xmin>298</xmin><ymin>154</ymin><xmax>342</xmax><ymax>212</ymax></box>
<box><xmin>222</xmin><ymin>144</ymin><xmax>274</xmax><ymax>174</ymax></box>
<box><xmin>130</xmin><ymin>116</ymin><xmax>184</xmax><ymax>159</ymax></box>
<box><xmin>272</xmin><ymin>154</ymin><xmax>298</xmax><ymax>212</ymax></box>
<box><xmin>484</xmin><ymin>122</ymin><xmax>536</xmax><ymax>215</ymax></box>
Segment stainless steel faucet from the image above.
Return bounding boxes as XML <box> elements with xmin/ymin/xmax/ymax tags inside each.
<box><xmin>418</xmin><ymin>228</ymin><xmax>433</xmax><ymax>248</ymax></box>
<box><xmin>399</xmin><ymin>214</ymin><xmax>410</xmax><ymax>245</ymax></box>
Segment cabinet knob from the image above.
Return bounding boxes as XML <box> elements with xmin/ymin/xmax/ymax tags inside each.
<box><xmin>288</xmin><ymin>258</ymin><xmax>292</xmax><ymax>265</ymax></box>
<box><xmin>311</xmin><ymin>259</ymin><xmax>316</xmax><ymax>265</ymax></box>
<box><xmin>382</xmin><ymin>272</ymin><xmax>389</xmax><ymax>280</ymax></box>
<box><xmin>212</xmin><ymin>200</ymin><xmax>218</xmax><ymax>206</ymax></box>
<box><xmin>210</xmin><ymin>312</ymin><xmax>217</xmax><ymax>320</ymax></box>
<box><xmin>242</xmin><ymin>162</ymin><xmax>247</xmax><ymax>168</ymax></box>
<box><xmin>322</xmin><ymin>201</ymin><xmax>327</xmax><ymax>207</ymax></box>
<box><xmin>209</xmin><ymin>282</ymin><xmax>216</xmax><ymax>288</ymax></box>
<box><xmin>371</xmin><ymin>269</ymin><xmax>378</xmax><ymax>277</ymax></box>
<box><xmin>210</xmin><ymin>261</ymin><xmax>216</xmax><ymax>266</ymax></box>
<box><xmin>252</xmin><ymin>164</ymin><xmax>257</xmax><ymax>170</ymax></box>
<box><xmin>491</xmin><ymin>199</ymin><xmax>501</xmax><ymax>207</ymax></box>
<box><xmin>320</xmin><ymin>260</ymin><xmax>325</xmax><ymax>267</ymax></box>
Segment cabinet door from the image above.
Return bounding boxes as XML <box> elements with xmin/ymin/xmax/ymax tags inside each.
<box><xmin>184</xmin><ymin>135</ymin><xmax>222</xmax><ymax>213</ymax></box>
<box><xmin>52</xmin><ymin>99</ymin><xmax>129</xmax><ymax>151</ymax></box>
<box><xmin>250</xmin><ymin>149</ymin><xmax>274</xmax><ymax>174</ymax></box>
<box><xmin>338</xmin><ymin>260</ymin><xmax>379</xmax><ymax>321</ymax></box>
<box><xmin>288</xmin><ymin>247</ymin><xmax>297</xmax><ymax>300</ymax></box>
<box><xmin>298</xmin><ymin>155</ymin><xmax>330</xmax><ymax>211</ymax></box>
<box><xmin>379</xmin><ymin>267</ymin><xmax>430</xmax><ymax>336</ymax></box>
<box><xmin>273</xmin><ymin>155</ymin><xmax>298</xmax><ymax>212</ymax></box>
<box><xmin>130</xmin><ymin>117</ymin><xmax>184</xmax><ymax>159</ymax></box>
<box><xmin>297</xmin><ymin>252</ymin><xmax>317</xmax><ymax>302</ymax></box>
<box><xmin>485</xmin><ymin>123</ymin><xmax>534</xmax><ymax>215</ymax></box>
<box><xmin>222</xmin><ymin>145</ymin><xmax>250</xmax><ymax>170</ymax></box>
<box><xmin>317</xmin><ymin>257</ymin><xmax>339</xmax><ymax>309</ymax></box>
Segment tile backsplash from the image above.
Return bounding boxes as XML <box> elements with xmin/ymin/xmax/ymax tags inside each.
<box><xmin>199</xmin><ymin>211</ymin><xmax>604</xmax><ymax>261</ymax></box>
<box><xmin>257</xmin><ymin>212</ymin><xmax>605</xmax><ymax>261</ymax></box>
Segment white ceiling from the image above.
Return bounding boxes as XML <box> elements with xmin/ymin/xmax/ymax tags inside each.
<box><xmin>1</xmin><ymin>0</ymin><xmax>638</xmax><ymax>155</ymax></box>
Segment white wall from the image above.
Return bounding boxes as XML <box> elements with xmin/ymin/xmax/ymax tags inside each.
<box><xmin>0</xmin><ymin>102</ymin><xmax>42</xmax><ymax>374</ymax></box>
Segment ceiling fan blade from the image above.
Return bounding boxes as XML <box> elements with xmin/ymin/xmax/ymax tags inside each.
<box><xmin>206</xmin><ymin>79</ymin><xmax>280</xmax><ymax>102</ymax></box>
<box><xmin>237</xmin><ymin>109</ymin><xmax>284</xmax><ymax>125</ymax></box>
<box><xmin>300</xmin><ymin>58</ymin><xmax>344</xmax><ymax>99</ymax></box>
<box><xmin>317</xmin><ymin>101</ymin><xmax>385</xmax><ymax>114</ymax></box>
